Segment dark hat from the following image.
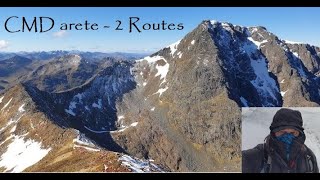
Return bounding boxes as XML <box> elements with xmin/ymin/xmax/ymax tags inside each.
<box><xmin>269</xmin><ymin>108</ymin><xmax>304</xmax><ymax>132</ymax></box>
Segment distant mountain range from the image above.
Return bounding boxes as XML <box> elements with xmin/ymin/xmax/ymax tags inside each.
<box><xmin>0</xmin><ymin>51</ymin><xmax>147</xmax><ymax>61</ymax></box>
<box><xmin>0</xmin><ymin>51</ymin><xmax>147</xmax><ymax>93</ymax></box>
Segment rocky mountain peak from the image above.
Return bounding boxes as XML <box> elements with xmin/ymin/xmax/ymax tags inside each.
<box><xmin>56</xmin><ymin>54</ymin><xmax>82</xmax><ymax>66</ymax></box>
<box><xmin>2</xmin><ymin>19</ymin><xmax>320</xmax><ymax>172</ymax></box>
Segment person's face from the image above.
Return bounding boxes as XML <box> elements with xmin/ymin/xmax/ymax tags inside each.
<box><xmin>274</xmin><ymin>128</ymin><xmax>300</xmax><ymax>137</ymax></box>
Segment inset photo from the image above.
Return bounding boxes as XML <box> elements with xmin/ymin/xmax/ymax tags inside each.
<box><xmin>242</xmin><ymin>107</ymin><xmax>320</xmax><ymax>173</ymax></box>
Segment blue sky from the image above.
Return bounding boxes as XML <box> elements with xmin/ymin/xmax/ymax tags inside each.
<box><xmin>0</xmin><ymin>7</ymin><xmax>319</xmax><ymax>53</ymax></box>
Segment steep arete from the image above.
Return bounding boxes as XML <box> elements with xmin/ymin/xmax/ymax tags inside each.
<box><xmin>1</xmin><ymin>20</ymin><xmax>320</xmax><ymax>172</ymax></box>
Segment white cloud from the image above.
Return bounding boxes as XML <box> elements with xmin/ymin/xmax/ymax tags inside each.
<box><xmin>52</xmin><ymin>30</ymin><xmax>68</xmax><ymax>38</ymax></box>
<box><xmin>0</xmin><ymin>40</ymin><xmax>9</xmax><ymax>49</ymax></box>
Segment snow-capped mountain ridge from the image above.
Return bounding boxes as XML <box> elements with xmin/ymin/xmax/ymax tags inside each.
<box><xmin>201</xmin><ymin>20</ymin><xmax>320</xmax><ymax>107</ymax></box>
<box><xmin>1</xmin><ymin>20</ymin><xmax>320</xmax><ymax>172</ymax></box>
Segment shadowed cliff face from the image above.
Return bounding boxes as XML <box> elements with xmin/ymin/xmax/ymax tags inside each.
<box><xmin>23</xmin><ymin>61</ymin><xmax>136</xmax><ymax>153</ymax></box>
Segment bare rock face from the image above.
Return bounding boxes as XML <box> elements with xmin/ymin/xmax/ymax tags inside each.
<box><xmin>113</xmin><ymin>21</ymin><xmax>244</xmax><ymax>171</ymax></box>
<box><xmin>113</xmin><ymin>20</ymin><xmax>320</xmax><ymax>172</ymax></box>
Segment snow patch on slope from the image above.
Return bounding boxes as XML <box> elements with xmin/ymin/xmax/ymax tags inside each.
<box><xmin>119</xmin><ymin>155</ymin><xmax>163</xmax><ymax>172</ymax></box>
<box><xmin>92</xmin><ymin>99</ymin><xmax>102</xmax><ymax>109</ymax></box>
<box><xmin>137</xmin><ymin>54</ymin><xmax>170</xmax><ymax>91</ymax></box>
<box><xmin>73</xmin><ymin>145</ymin><xmax>100</xmax><ymax>152</ymax></box>
<box><xmin>0</xmin><ymin>114</ymin><xmax>24</xmax><ymax>133</ymax></box>
<box><xmin>154</xmin><ymin>86</ymin><xmax>169</xmax><ymax>97</ymax></box>
<box><xmin>244</xmin><ymin>37</ymin><xmax>280</xmax><ymax>106</ymax></box>
<box><xmin>291</xmin><ymin>51</ymin><xmax>307</xmax><ymax>78</ymax></box>
<box><xmin>247</xmin><ymin>37</ymin><xmax>268</xmax><ymax>49</ymax></box>
<box><xmin>168</xmin><ymin>40</ymin><xmax>181</xmax><ymax>57</ymax></box>
<box><xmin>18</xmin><ymin>104</ymin><xmax>25</xmax><ymax>113</ymax></box>
<box><xmin>73</xmin><ymin>132</ymin><xmax>100</xmax><ymax>152</ymax></box>
<box><xmin>155</xmin><ymin>60</ymin><xmax>169</xmax><ymax>85</ymax></box>
<box><xmin>113</xmin><ymin>122</ymin><xmax>139</xmax><ymax>133</ymax></box>
<box><xmin>74</xmin><ymin>93</ymin><xmax>84</xmax><ymax>103</ymax></box>
<box><xmin>1</xmin><ymin>98</ymin><xmax>12</xmax><ymax>111</ymax></box>
<box><xmin>250</xmin><ymin>58</ymin><xmax>279</xmax><ymax>105</ymax></box>
<box><xmin>137</xmin><ymin>55</ymin><xmax>170</xmax><ymax>85</ymax></box>
<box><xmin>9</xmin><ymin>125</ymin><xmax>17</xmax><ymax>133</ymax></box>
<box><xmin>137</xmin><ymin>55</ymin><xmax>165</xmax><ymax>64</ymax></box>
<box><xmin>210</xmin><ymin>20</ymin><xmax>218</xmax><ymax>25</ymax></box>
<box><xmin>65</xmin><ymin>109</ymin><xmax>75</xmax><ymax>116</ymax></box>
<box><xmin>284</xmin><ymin>40</ymin><xmax>303</xmax><ymax>45</ymax></box>
<box><xmin>280</xmin><ymin>90</ymin><xmax>288</xmax><ymax>97</ymax></box>
<box><xmin>65</xmin><ymin>101</ymin><xmax>76</xmax><ymax>116</ymax></box>
<box><xmin>0</xmin><ymin>136</ymin><xmax>51</xmax><ymax>172</ymax></box>
<box><xmin>251</xmin><ymin>27</ymin><xmax>258</xmax><ymax>33</ymax></box>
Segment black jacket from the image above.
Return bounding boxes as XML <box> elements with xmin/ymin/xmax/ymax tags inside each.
<box><xmin>242</xmin><ymin>135</ymin><xmax>319</xmax><ymax>173</ymax></box>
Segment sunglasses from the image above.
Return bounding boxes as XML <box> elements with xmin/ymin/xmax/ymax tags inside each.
<box><xmin>274</xmin><ymin>129</ymin><xmax>300</xmax><ymax>137</ymax></box>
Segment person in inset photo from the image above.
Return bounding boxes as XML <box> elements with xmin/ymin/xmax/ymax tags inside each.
<box><xmin>242</xmin><ymin>108</ymin><xmax>319</xmax><ymax>173</ymax></box>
